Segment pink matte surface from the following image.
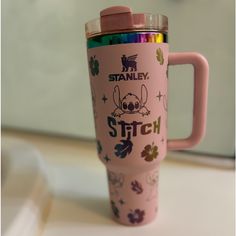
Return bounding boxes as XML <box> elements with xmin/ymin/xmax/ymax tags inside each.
<box><xmin>100</xmin><ymin>6</ymin><xmax>146</xmax><ymax>33</ymax></box>
<box><xmin>168</xmin><ymin>53</ymin><xmax>209</xmax><ymax>150</ymax></box>
<box><xmin>87</xmin><ymin>43</ymin><xmax>208</xmax><ymax>225</ymax></box>
<box><xmin>88</xmin><ymin>43</ymin><xmax>168</xmax><ymax>225</ymax></box>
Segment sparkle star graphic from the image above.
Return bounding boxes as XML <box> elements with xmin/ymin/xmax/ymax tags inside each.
<box><xmin>119</xmin><ymin>199</ymin><xmax>125</xmax><ymax>205</ymax></box>
<box><xmin>103</xmin><ymin>155</ymin><xmax>110</xmax><ymax>162</ymax></box>
<box><xmin>156</xmin><ymin>91</ymin><xmax>162</xmax><ymax>101</ymax></box>
<box><xmin>102</xmin><ymin>95</ymin><xmax>108</xmax><ymax>103</ymax></box>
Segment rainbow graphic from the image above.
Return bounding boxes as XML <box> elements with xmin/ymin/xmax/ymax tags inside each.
<box><xmin>87</xmin><ymin>32</ymin><xmax>167</xmax><ymax>48</ymax></box>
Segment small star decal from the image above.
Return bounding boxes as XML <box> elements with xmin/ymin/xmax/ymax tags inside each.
<box><xmin>156</xmin><ymin>91</ymin><xmax>162</xmax><ymax>101</ymax></box>
<box><xmin>118</xmin><ymin>199</ymin><xmax>125</xmax><ymax>205</ymax></box>
<box><xmin>102</xmin><ymin>95</ymin><xmax>108</xmax><ymax>103</ymax></box>
<box><xmin>103</xmin><ymin>155</ymin><xmax>111</xmax><ymax>162</ymax></box>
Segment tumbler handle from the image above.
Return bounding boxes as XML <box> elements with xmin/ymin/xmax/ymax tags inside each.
<box><xmin>167</xmin><ymin>52</ymin><xmax>209</xmax><ymax>150</ymax></box>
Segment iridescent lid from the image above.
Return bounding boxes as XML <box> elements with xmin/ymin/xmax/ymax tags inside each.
<box><xmin>85</xmin><ymin>6</ymin><xmax>168</xmax><ymax>38</ymax></box>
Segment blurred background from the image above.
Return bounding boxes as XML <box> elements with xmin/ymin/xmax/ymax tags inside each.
<box><xmin>2</xmin><ymin>0</ymin><xmax>235</xmax><ymax>157</ymax></box>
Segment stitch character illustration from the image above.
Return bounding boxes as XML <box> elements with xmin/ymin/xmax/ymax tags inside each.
<box><xmin>121</xmin><ymin>54</ymin><xmax>137</xmax><ymax>72</ymax></box>
<box><xmin>107</xmin><ymin>171</ymin><xmax>124</xmax><ymax>196</ymax></box>
<box><xmin>112</xmin><ymin>84</ymin><xmax>150</xmax><ymax>117</ymax></box>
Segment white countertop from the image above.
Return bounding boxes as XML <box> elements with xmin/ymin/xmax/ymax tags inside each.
<box><xmin>2</xmin><ymin>130</ymin><xmax>234</xmax><ymax>236</ymax></box>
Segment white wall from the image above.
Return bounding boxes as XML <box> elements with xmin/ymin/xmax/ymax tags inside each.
<box><xmin>2</xmin><ymin>0</ymin><xmax>234</xmax><ymax>156</ymax></box>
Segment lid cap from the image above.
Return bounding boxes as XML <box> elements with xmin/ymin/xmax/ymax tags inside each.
<box><xmin>85</xmin><ymin>6</ymin><xmax>168</xmax><ymax>38</ymax></box>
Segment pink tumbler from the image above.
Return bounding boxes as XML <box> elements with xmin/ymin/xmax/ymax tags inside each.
<box><xmin>85</xmin><ymin>6</ymin><xmax>209</xmax><ymax>226</ymax></box>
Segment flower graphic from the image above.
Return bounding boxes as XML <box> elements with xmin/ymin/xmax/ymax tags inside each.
<box><xmin>128</xmin><ymin>209</ymin><xmax>145</xmax><ymax>224</ymax></box>
<box><xmin>114</xmin><ymin>138</ymin><xmax>133</xmax><ymax>158</ymax></box>
<box><xmin>141</xmin><ymin>143</ymin><xmax>158</xmax><ymax>162</ymax></box>
<box><xmin>89</xmin><ymin>56</ymin><xmax>99</xmax><ymax>76</ymax></box>
<box><xmin>111</xmin><ymin>201</ymin><xmax>120</xmax><ymax>218</ymax></box>
<box><xmin>131</xmin><ymin>180</ymin><xmax>143</xmax><ymax>194</ymax></box>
